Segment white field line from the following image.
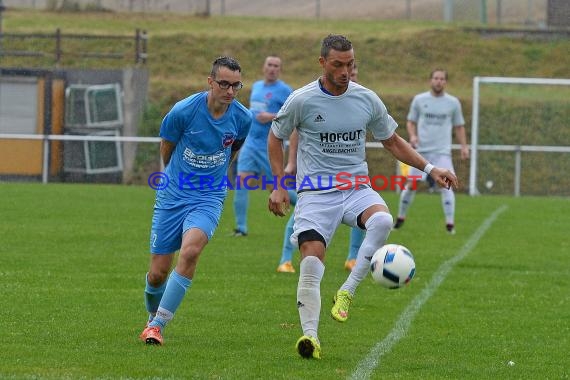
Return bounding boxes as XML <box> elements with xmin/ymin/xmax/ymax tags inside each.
<box><xmin>350</xmin><ymin>204</ymin><xmax>509</xmax><ymax>380</ymax></box>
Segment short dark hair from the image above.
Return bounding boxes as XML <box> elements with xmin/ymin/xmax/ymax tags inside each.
<box><xmin>211</xmin><ymin>56</ymin><xmax>242</xmax><ymax>78</ymax></box>
<box><xmin>320</xmin><ymin>34</ymin><xmax>352</xmax><ymax>58</ymax></box>
<box><xmin>430</xmin><ymin>68</ymin><xmax>448</xmax><ymax>80</ymax></box>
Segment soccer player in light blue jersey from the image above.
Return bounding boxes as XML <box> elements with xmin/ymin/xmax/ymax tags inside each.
<box><xmin>139</xmin><ymin>56</ymin><xmax>252</xmax><ymax>345</ymax></box>
<box><xmin>394</xmin><ymin>69</ymin><xmax>469</xmax><ymax>234</ymax></box>
<box><xmin>267</xmin><ymin>35</ymin><xmax>458</xmax><ymax>359</ymax></box>
<box><xmin>232</xmin><ymin>55</ymin><xmax>293</xmax><ymax>240</ymax></box>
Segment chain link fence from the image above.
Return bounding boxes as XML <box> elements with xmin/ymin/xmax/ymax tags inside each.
<box><xmin>4</xmin><ymin>0</ymin><xmax>552</xmax><ymax>26</ymax></box>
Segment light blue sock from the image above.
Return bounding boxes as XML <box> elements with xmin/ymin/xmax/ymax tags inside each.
<box><xmin>149</xmin><ymin>270</ymin><xmax>192</xmax><ymax>329</ymax></box>
<box><xmin>233</xmin><ymin>188</ymin><xmax>249</xmax><ymax>233</ymax></box>
<box><xmin>347</xmin><ymin>227</ymin><xmax>365</xmax><ymax>260</ymax></box>
<box><xmin>280</xmin><ymin>213</ymin><xmax>295</xmax><ymax>264</ymax></box>
<box><xmin>144</xmin><ymin>273</ymin><xmax>167</xmax><ymax>321</ymax></box>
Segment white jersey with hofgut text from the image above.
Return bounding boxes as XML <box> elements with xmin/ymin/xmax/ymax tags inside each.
<box><xmin>271</xmin><ymin>79</ymin><xmax>397</xmax><ymax>192</ymax></box>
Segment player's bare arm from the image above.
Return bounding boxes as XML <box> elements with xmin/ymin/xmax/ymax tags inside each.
<box><xmin>160</xmin><ymin>139</ymin><xmax>176</xmax><ymax>166</ymax></box>
<box><xmin>230</xmin><ymin>137</ymin><xmax>246</xmax><ymax>163</ymax></box>
<box><xmin>267</xmin><ymin>130</ymin><xmax>290</xmax><ymax>216</ymax></box>
<box><xmin>406</xmin><ymin>120</ymin><xmax>418</xmax><ymax>148</ymax></box>
<box><xmin>454</xmin><ymin>125</ymin><xmax>470</xmax><ymax>159</ymax></box>
<box><xmin>256</xmin><ymin>111</ymin><xmax>277</xmax><ymax>124</ymax></box>
<box><xmin>284</xmin><ymin>129</ymin><xmax>298</xmax><ymax>176</ymax></box>
<box><xmin>382</xmin><ymin>132</ymin><xmax>458</xmax><ymax>190</ymax></box>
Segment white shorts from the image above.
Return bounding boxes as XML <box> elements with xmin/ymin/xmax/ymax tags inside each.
<box><xmin>290</xmin><ymin>187</ymin><xmax>386</xmax><ymax>248</ymax></box>
<box><xmin>408</xmin><ymin>153</ymin><xmax>454</xmax><ymax>181</ymax></box>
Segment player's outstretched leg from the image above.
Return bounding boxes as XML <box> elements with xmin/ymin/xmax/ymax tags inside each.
<box><xmin>331</xmin><ymin>290</ymin><xmax>353</xmax><ymax>322</ymax></box>
<box><xmin>333</xmin><ymin>212</ymin><xmax>393</xmax><ymax>322</ymax></box>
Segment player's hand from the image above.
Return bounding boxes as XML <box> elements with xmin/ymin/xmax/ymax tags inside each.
<box><xmin>268</xmin><ymin>188</ymin><xmax>290</xmax><ymax>217</ymax></box>
<box><xmin>460</xmin><ymin>145</ymin><xmax>470</xmax><ymax>160</ymax></box>
<box><xmin>430</xmin><ymin>167</ymin><xmax>458</xmax><ymax>190</ymax></box>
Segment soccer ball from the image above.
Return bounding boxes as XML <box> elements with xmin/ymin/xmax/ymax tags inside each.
<box><xmin>370</xmin><ymin>244</ymin><xmax>415</xmax><ymax>289</ymax></box>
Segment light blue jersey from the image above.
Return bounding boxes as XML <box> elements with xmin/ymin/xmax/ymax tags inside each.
<box><xmin>150</xmin><ymin>91</ymin><xmax>252</xmax><ymax>252</ymax></box>
<box><xmin>159</xmin><ymin>91</ymin><xmax>252</xmax><ymax>200</ymax></box>
<box><xmin>247</xmin><ymin>79</ymin><xmax>293</xmax><ymax>142</ymax></box>
<box><xmin>237</xmin><ymin>79</ymin><xmax>292</xmax><ymax>174</ymax></box>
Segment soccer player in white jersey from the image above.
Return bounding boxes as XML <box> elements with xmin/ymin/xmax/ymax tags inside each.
<box><xmin>267</xmin><ymin>34</ymin><xmax>458</xmax><ymax>359</ymax></box>
<box><xmin>394</xmin><ymin>69</ymin><xmax>469</xmax><ymax>234</ymax></box>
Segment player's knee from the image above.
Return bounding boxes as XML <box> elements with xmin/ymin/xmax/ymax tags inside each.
<box><xmin>147</xmin><ymin>269</ymin><xmax>168</xmax><ymax>286</ymax></box>
<box><xmin>179</xmin><ymin>244</ymin><xmax>202</xmax><ymax>265</ymax></box>
<box><xmin>298</xmin><ymin>229</ymin><xmax>326</xmax><ymax>249</ymax></box>
<box><xmin>365</xmin><ymin>211</ymin><xmax>393</xmax><ymax>233</ymax></box>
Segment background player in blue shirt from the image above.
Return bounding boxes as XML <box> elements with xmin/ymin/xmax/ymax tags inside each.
<box><xmin>232</xmin><ymin>55</ymin><xmax>293</xmax><ymax>238</ymax></box>
<box><xmin>140</xmin><ymin>56</ymin><xmax>252</xmax><ymax>345</ymax></box>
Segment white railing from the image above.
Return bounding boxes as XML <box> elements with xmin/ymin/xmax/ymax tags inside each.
<box><xmin>2</xmin><ymin>133</ymin><xmax>569</xmax><ymax>196</ymax></box>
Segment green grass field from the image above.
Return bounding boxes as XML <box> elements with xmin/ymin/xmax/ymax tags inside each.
<box><xmin>1</xmin><ymin>183</ymin><xmax>568</xmax><ymax>379</ymax></box>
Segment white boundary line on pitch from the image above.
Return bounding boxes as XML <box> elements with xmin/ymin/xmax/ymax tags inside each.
<box><xmin>349</xmin><ymin>204</ymin><xmax>509</xmax><ymax>380</ymax></box>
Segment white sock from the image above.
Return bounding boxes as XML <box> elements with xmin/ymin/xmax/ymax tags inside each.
<box><xmin>398</xmin><ymin>184</ymin><xmax>416</xmax><ymax>218</ymax></box>
<box><xmin>297</xmin><ymin>256</ymin><xmax>324</xmax><ymax>340</ymax></box>
<box><xmin>340</xmin><ymin>212</ymin><xmax>393</xmax><ymax>295</ymax></box>
<box><xmin>440</xmin><ymin>187</ymin><xmax>455</xmax><ymax>225</ymax></box>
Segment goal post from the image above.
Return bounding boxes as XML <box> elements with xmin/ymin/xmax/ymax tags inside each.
<box><xmin>469</xmin><ymin>76</ymin><xmax>570</xmax><ymax>196</ymax></box>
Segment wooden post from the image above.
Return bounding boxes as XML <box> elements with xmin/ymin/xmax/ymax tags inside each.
<box><xmin>135</xmin><ymin>28</ymin><xmax>140</xmax><ymax>64</ymax></box>
<box><xmin>55</xmin><ymin>28</ymin><xmax>62</xmax><ymax>66</ymax></box>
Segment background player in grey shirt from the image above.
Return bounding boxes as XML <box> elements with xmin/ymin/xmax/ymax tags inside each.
<box><xmin>394</xmin><ymin>69</ymin><xmax>469</xmax><ymax>234</ymax></box>
<box><xmin>267</xmin><ymin>34</ymin><xmax>458</xmax><ymax>359</ymax></box>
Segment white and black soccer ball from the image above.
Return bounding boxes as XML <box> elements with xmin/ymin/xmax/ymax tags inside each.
<box><xmin>370</xmin><ymin>244</ymin><xmax>416</xmax><ymax>289</ymax></box>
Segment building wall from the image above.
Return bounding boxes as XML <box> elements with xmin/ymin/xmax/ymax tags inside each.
<box><xmin>547</xmin><ymin>0</ymin><xmax>570</xmax><ymax>27</ymax></box>
<box><xmin>0</xmin><ymin>68</ymin><xmax>148</xmax><ymax>182</ymax></box>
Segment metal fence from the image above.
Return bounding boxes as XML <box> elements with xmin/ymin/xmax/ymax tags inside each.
<box><xmin>2</xmin><ymin>0</ymin><xmax>551</xmax><ymax>26</ymax></box>
<box><xmin>2</xmin><ymin>132</ymin><xmax>569</xmax><ymax>197</ymax></box>
<box><xmin>0</xmin><ymin>28</ymin><xmax>147</xmax><ymax>66</ymax></box>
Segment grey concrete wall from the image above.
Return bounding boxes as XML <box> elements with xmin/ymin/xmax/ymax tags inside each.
<box><xmin>547</xmin><ymin>0</ymin><xmax>570</xmax><ymax>27</ymax></box>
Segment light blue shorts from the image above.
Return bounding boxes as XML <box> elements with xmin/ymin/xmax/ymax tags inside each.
<box><xmin>236</xmin><ymin>142</ymin><xmax>271</xmax><ymax>175</ymax></box>
<box><xmin>149</xmin><ymin>195</ymin><xmax>224</xmax><ymax>254</ymax></box>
